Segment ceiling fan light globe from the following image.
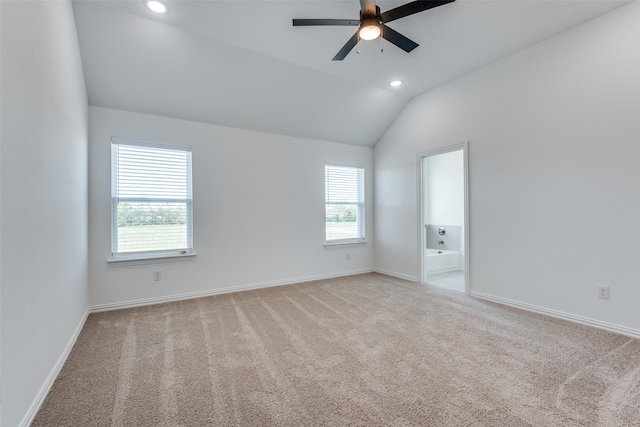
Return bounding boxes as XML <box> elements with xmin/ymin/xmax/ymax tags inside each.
<box><xmin>359</xmin><ymin>23</ymin><xmax>381</xmax><ymax>40</ymax></box>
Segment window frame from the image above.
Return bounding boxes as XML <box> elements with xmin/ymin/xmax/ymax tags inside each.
<box><xmin>110</xmin><ymin>137</ymin><xmax>194</xmax><ymax>262</ymax></box>
<box><xmin>324</xmin><ymin>163</ymin><xmax>367</xmax><ymax>246</ymax></box>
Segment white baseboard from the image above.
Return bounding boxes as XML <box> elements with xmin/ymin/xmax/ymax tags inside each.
<box><xmin>20</xmin><ymin>307</ymin><xmax>90</xmax><ymax>427</ymax></box>
<box><xmin>90</xmin><ymin>268</ymin><xmax>375</xmax><ymax>313</ymax></box>
<box><xmin>470</xmin><ymin>291</ymin><xmax>640</xmax><ymax>340</ymax></box>
<box><xmin>374</xmin><ymin>268</ymin><xmax>418</xmax><ymax>282</ymax></box>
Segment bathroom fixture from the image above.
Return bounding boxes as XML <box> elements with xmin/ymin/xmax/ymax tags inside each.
<box><xmin>425</xmin><ymin>248</ymin><xmax>460</xmax><ymax>274</ymax></box>
<box><xmin>438</xmin><ymin>227</ymin><xmax>446</xmax><ymax>236</ymax></box>
<box><xmin>437</xmin><ymin>240</ymin><xmax>444</xmax><ymax>245</ymax></box>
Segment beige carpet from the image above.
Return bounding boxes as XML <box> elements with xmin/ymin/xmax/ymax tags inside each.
<box><xmin>33</xmin><ymin>273</ymin><xmax>640</xmax><ymax>426</ymax></box>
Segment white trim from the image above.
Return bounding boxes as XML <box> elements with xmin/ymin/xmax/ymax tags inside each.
<box><xmin>19</xmin><ymin>307</ymin><xmax>90</xmax><ymax>427</ymax></box>
<box><xmin>90</xmin><ymin>269</ymin><xmax>375</xmax><ymax>313</ymax></box>
<box><xmin>108</xmin><ymin>252</ymin><xmax>196</xmax><ymax>266</ymax></box>
<box><xmin>111</xmin><ymin>136</ymin><xmax>191</xmax><ymax>152</ymax></box>
<box><xmin>324</xmin><ymin>161</ymin><xmax>365</xmax><ymax>169</ymax></box>
<box><xmin>470</xmin><ymin>291</ymin><xmax>640</xmax><ymax>340</ymax></box>
<box><xmin>374</xmin><ymin>268</ymin><xmax>418</xmax><ymax>282</ymax></box>
<box><xmin>324</xmin><ymin>240</ymin><xmax>367</xmax><ymax>247</ymax></box>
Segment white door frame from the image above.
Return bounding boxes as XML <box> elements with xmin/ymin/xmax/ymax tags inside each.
<box><xmin>416</xmin><ymin>142</ymin><xmax>470</xmax><ymax>293</ymax></box>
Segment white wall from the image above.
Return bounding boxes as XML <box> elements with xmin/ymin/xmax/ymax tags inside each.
<box><xmin>375</xmin><ymin>2</ymin><xmax>640</xmax><ymax>332</ymax></box>
<box><xmin>89</xmin><ymin>107</ymin><xmax>374</xmax><ymax>307</ymax></box>
<box><xmin>425</xmin><ymin>150</ymin><xmax>464</xmax><ymax>226</ymax></box>
<box><xmin>0</xmin><ymin>2</ymin><xmax>89</xmax><ymax>426</ymax></box>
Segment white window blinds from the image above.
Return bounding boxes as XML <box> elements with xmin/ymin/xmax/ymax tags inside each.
<box><xmin>325</xmin><ymin>164</ymin><xmax>365</xmax><ymax>244</ymax></box>
<box><xmin>111</xmin><ymin>139</ymin><xmax>193</xmax><ymax>258</ymax></box>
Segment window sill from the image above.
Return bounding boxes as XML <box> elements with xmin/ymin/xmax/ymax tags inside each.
<box><xmin>324</xmin><ymin>240</ymin><xmax>368</xmax><ymax>247</ymax></box>
<box><xmin>108</xmin><ymin>252</ymin><xmax>196</xmax><ymax>266</ymax></box>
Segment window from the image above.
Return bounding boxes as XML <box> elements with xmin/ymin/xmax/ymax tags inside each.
<box><xmin>325</xmin><ymin>164</ymin><xmax>365</xmax><ymax>244</ymax></box>
<box><xmin>111</xmin><ymin>138</ymin><xmax>193</xmax><ymax>260</ymax></box>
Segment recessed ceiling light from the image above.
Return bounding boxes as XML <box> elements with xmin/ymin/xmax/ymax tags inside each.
<box><xmin>147</xmin><ymin>0</ymin><xmax>167</xmax><ymax>13</ymax></box>
<box><xmin>390</xmin><ymin>80</ymin><xmax>403</xmax><ymax>87</ymax></box>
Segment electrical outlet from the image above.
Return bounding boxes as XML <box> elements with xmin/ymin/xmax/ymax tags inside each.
<box><xmin>346</xmin><ymin>252</ymin><xmax>350</xmax><ymax>260</ymax></box>
<box><xmin>597</xmin><ymin>285</ymin><xmax>609</xmax><ymax>299</ymax></box>
<box><xmin>153</xmin><ymin>271</ymin><xmax>162</xmax><ymax>281</ymax></box>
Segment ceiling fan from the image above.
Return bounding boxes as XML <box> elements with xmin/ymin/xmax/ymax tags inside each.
<box><xmin>292</xmin><ymin>0</ymin><xmax>455</xmax><ymax>61</ymax></box>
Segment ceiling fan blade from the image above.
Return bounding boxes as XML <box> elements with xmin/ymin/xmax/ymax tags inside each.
<box><xmin>380</xmin><ymin>0</ymin><xmax>455</xmax><ymax>24</ymax></box>
<box><xmin>382</xmin><ymin>25</ymin><xmax>419</xmax><ymax>53</ymax></box>
<box><xmin>292</xmin><ymin>19</ymin><xmax>359</xmax><ymax>26</ymax></box>
<box><xmin>360</xmin><ymin>0</ymin><xmax>377</xmax><ymax>17</ymax></box>
<box><xmin>333</xmin><ymin>32</ymin><xmax>359</xmax><ymax>61</ymax></box>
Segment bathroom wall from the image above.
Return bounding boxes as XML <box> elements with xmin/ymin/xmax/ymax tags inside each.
<box><xmin>423</xmin><ymin>149</ymin><xmax>465</xmax><ymax>267</ymax></box>
<box><xmin>425</xmin><ymin>150</ymin><xmax>464</xmax><ymax>226</ymax></box>
<box><xmin>426</xmin><ymin>225</ymin><xmax>461</xmax><ymax>253</ymax></box>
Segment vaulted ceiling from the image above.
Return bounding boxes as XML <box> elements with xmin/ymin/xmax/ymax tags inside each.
<box><xmin>73</xmin><ymin>0</ymin><xmax>627</xmax><ymax>146</ymax></box>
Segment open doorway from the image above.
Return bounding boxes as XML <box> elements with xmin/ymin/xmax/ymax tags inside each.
<box><xmin>418</xmin><ymin>143</ymin><xmax>469</xmax><ymax>293</ymax></box>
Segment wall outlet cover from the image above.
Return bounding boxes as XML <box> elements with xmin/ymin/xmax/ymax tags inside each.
<box><xmin>597</xmin><ymin>285</ymin><xmax>609</xmax><ymax>299</ymax></box>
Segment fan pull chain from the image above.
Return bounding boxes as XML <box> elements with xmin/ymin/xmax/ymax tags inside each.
<box><xmin>380</xmin><ymin>25</ymin><xmax>384</xmax><ymax>53</ymax></box>
<box><xmin>356</xmin><ymin>34</ymin><xmax>361</xmax><ymax>55</ymax></box>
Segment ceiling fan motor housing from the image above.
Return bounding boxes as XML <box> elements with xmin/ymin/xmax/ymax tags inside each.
<box><xmin>360</xmin><ymin>5</ymin><xmax>381</xmax><ymax>23</ymax></box>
